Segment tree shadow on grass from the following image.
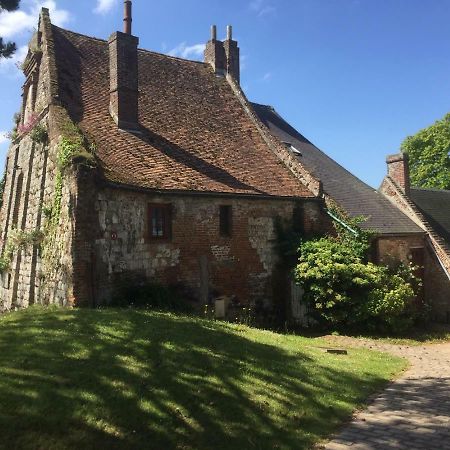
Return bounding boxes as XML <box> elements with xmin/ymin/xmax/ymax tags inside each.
<box><xmin>0</xmin><ymin>309</ymin><xmax>398</xmax><ymax>450</ymax></box>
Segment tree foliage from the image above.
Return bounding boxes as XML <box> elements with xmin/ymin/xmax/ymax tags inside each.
<box><xmin>401</xmin><ymin>113</ymin><xmax>450</xmax><ymax>190</ymax></box>
<box><xmin>0</xmin><ymin>0</ymin><xmax>20</xmax><ymax>58</ymax></box>
<box><xmin>295</xmin><ymin>211</ymin><xmax>422</xmax><ymax>333</ymax></box>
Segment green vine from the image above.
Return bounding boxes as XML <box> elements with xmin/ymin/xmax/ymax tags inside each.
<box><xmin>30</xmin><ymin>123</ymin><xmax>48</xmax><ymax>144</ymax></box>
<box><xmin>0</xmin><ymin>228</ymin><xmax>45</xmax><ymax>273</ymax></box>
<box><xmin>56</xmin><ymin>122</ymin><xmax>95</xmax><ymax>173</ymax></box>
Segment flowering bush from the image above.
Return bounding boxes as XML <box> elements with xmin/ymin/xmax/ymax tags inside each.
<box><xmin>17</xmin><ymin>112</ymin><xmax>39</xmax><ymax>135</ymax></box>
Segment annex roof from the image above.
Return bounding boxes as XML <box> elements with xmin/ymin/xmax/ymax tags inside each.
<box><xmin>252</xmin><ymin>103</ymin><xmax>423</xmax><ymax>235</ymax></box>
<box><xmin>51</xmin><ymin>26</ymin><xmax>314</xmax><ymax>199</ymax></box>
<box><xmin>410</xmin><ymin>188</ymin><xmax>450</xmax><ymax>243</ymax></box>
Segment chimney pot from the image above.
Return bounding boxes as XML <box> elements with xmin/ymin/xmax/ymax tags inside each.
<box><xmin>123</xmin><ymin>0</ymin><xmax>132</xmax><ymax>34</ymax></box>
<box><xmin>211</xmin><ymin>25</ymin><xmax>217</xmax><ymax>41</ymax></box>
<box><xmin>226</xmin><ymin>25</ymin><xmax>232</xmax><ymax>40</ymax></box>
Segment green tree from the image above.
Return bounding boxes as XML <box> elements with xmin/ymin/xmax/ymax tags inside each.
<box><xmin>401</xmin><ymin>113</ymin><xmax>450</xmax><ymax>190</ymax></box>
<box><xmin>0</xmin><ymin>0</ymin><xmax>20</xmax><ymax>58</ymax></box>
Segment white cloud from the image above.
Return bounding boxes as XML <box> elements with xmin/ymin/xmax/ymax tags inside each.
<box><xmin>249</xmin><ymin>0</ymin><xmax>276</xmax><ymax>17</ymax></box>
<box><xmin>0</xmin><ymin>132</ymin><xmax>10</xmax><ymax>145</ymax></box>
<box><xmin>0</xmin><ymin>0</ymin><xmax>71</xmax><ymax>39</ymax></box>
<box><xmin>0</xmin><ymin>45</ymin><xmax>28</xmax><ymax>76</ymax></box>
<box><xmin>168</xmin><ymin>42</ymin><xmax>206</xmax><ymax>60</ymax></box>
<box><xmin>262</xmin><ymin>72</ymin><xmax>272</xmax><ymax>82</ymax></box>
<box><xmin>93</xmin><ymin>0</ymin><xmax>116</xmax><ymax>15</ymax></box>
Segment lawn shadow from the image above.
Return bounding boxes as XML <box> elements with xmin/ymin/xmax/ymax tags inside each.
<box><xmin>0</xmin><ymin>309</ymin><xmax>396</xmax><ymax>450</ymax></box>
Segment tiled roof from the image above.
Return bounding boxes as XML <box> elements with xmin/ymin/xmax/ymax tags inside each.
<box><xmin>51</xmin><ymin>26</ymin><xmax>314</xmax><ymax>198</ymax></box>
<box><xmin>410</xmin><ymin>188</ymin><xmax>450</xmax><ymax>243</ymax></box>
<box><xmin>252</xmin><ymin>103</ymin><xmax>423</xmax><ymax>235</ymax></box>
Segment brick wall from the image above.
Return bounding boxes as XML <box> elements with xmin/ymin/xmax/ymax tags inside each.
<box><xmin>379</xmin><ymin>175</ymin><xmax>450</xmax><ymax>321</ymax></box>
<box><xmin>79</xmin><ymin>186</ymin><xmax>324</xmax><ymax>307</ymax></box>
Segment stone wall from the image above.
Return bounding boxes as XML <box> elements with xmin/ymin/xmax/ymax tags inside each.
<box><xmin>82</xmin><ymin>186</ymin><xmax>324</xmax><ymax>307</ymax></box>
<box><xmin>0</xmin><ymin>10</ymin><xmax>78</xmax><ymax>311</ymax></box>
<box><xmin>0</xmin><ymin>117</ymin><xmax>75</xmax><ymax>310</ymax></box>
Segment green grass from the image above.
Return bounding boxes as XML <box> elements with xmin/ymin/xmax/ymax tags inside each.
<box><xmin>0</xmin><ymin>308</ymin><xmax>406</xmax><ymax>450</ymax></box>
<box><xmin>327</xmin><ymin>324</ymin><xmax>450</xmax><ymax>346</ymax></box>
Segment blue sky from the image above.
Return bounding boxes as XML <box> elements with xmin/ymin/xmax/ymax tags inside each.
<box><xmin>1</xmin><ymin>0</ymin><xmax>450</xmax><ymax>188</ymax></box>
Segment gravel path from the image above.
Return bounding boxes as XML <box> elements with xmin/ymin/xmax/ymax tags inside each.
<box><xmin>320</xmin><ymin>336</ymin><xmax>450</xmax><ymax>450</ymax></box>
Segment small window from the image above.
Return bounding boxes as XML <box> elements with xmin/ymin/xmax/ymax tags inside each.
<box><xmin>219</xmin><ymin>205</ymin><xmax>232</xmax><ymax>237</ymax></box>
<box><xmin>148</xmin><ymin>204</ymin><xmax>171</xmax><ymax>240</ymax></box>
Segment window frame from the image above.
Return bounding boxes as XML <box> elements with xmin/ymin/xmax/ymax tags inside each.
<box><xmin>147</xmin><ymin>203</ymin><xmax>172</xmax><ymax>241</ymax></box>
<box><xmin>219</xmin><ymin>204</ymin><xmax>233</xmax><ymax>237</ymax></box>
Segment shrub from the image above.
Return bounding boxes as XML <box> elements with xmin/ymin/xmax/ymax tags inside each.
<box><xmin>294</xmin><ymin>209</ymin><xmax>422</xmax><ymax>333</ymax></box>
<box><xmin>110</xmin><ymin>280</ymin><xmax>192</xmax><ymax>312</ymax></box>
<box><xmin>18</xmin><ymin>113</ymin><xmax>39</xmax><ymax>135</ymax></box>
<box><xmin>30</xmin><ymin>124</ymin><xmax>48</xmax><ymax>144</ymax></box>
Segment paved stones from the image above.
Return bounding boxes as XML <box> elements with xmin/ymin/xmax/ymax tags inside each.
<box><xmin>321</xmin><ymin>337</ymin><xmax>450</xmax><ymax>450</ymax></box>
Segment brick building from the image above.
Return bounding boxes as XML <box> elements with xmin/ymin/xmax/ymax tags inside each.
<box><xmin>380</xmin><ymin>153</ymin><xmax>450</xmax><ymax>321</ymax></box>
<box><xmin>1</xmin><ymin>5</ymin><xmax>448</xmax><ymax>321</ymax></box>
<box><xmin>251</xmin><ymin>105</ymin><xmax>450</xmax><ymax>320</ymax></box>
<box><xmin>0</xmin><ymin>7</ymin><xmax>327</xmax><ymax>313</ymax></box>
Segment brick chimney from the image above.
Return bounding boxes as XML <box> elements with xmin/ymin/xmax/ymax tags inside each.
<box><xmin>223</xmin><ymin>26</ymin><xmax>240</xmax><ymax>83</ymax></box>
<box><xmin>386</xmin><ymin>153</ymin><xmax>410</xmax><ymax>195</ymax></box>
<box><xmin>204</xmin><ymin>25</ymin><xmax>240</xmax><ymax>83</ymax></box>
<box><xmin>108</xmin><ymin>0</ymin><xmax>139</xmax><ymax>131</ymax></box>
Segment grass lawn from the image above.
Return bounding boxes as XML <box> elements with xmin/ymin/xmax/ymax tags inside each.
<box><xmin>0</xmin><ymin>308</ymin><xmax>406</xmax><ymax>450</ymax></box>
<box><xmin>325</xmin><ymin>324</ymin><xmax>450</xmax><ymax>346</ymax></box>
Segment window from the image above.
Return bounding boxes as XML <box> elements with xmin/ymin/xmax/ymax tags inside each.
<box><xmin>219</xmin><ymin>205</ymin><xmax>232</xmax><ymax>237</ymax></box>
<box><xmin>148</xmin><ymin>204</ymin><xmax>171</xmax><ymax>240</ymax></box>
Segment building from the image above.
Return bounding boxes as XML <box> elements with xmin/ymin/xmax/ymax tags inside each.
<box><xmin>1</xmin><ymin>4</ymin><xmax>448</xmax><ymax>322</ymax></box>
<box><xmin>252</xmin><ymin>105</ymin><xmax>449</xmax><ymax>320</ymax></box>
<box><xmin>380</xmin><ymin>153</ymin><xmax>450</xmax><ymax>321</ymax></box>
<box><xmin>0</xmin><ymin>7</ymin><xmax>327</xmax><ymax>312</ymax></box>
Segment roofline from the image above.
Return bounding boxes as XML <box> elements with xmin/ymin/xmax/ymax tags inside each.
<box><xmin>375</xmin><ymin>231</ymin><xmax>426</xmax><ymax>238</ymax></box>
<box><xmin>101</xmin><ymin>179</ymin><xmax>321</xmax><ymax>202</ymax></box>
<box><xmin>411</xmin><ymin>186</ymin><xmax>450</xmax><ymax>193</ymax></box>
<box><xmin>51</xmin><ymin>24</ymin><xmax>207</xmax><ymax>66</ymax></box>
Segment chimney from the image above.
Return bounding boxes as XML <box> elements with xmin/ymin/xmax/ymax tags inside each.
<box><xmin>204</xmin><ymin>25</ymin><xmax>226</xmax><ymax>77</ymax></box>
<box><xmin>108</xmin><ymin>0</ymin><xmax>139</xmax><ymax>130</ymax></box>
<box><xmin>223</xmin><ymin>25</ymin><xmax>240</xmax><ymax>83</ymax></box>
<box><xmin>204</xmin><ymin>25</ymin><xmax>240</xmax><ymax>83</ymax></box>
<box><xmin>386</xmin><ymin>153</ymin><xmax>410</xmax><ymax>195</ymax></box>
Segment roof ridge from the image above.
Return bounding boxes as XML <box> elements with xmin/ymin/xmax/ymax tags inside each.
<box><xmin>137</xmin><ymin>47</ymin><xmax>207</xmax><ymax>66</ymax></box>
<box><xmin>411</xmin><ymin>186</ymin><xmax>450</xmax><ymax>193</ymax></box>
<box><xmin>52</xmin><ymin>24</ymin><xmax>107</xmax><ymax>44</ymax></box>
<box><xmin>53</xmin><ymin>24</ymin><xmax>207</xmax><ymax>66</ymax></box>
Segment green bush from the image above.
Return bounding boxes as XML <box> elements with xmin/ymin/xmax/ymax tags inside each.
<box><xmin>110</xmin><ymin>280</ymin><xmax>192</xmax><ymax>312</ymax></box>
<box><xmin>294</xmin><ymin>211</ymin><xmax>422</xmax><ymax>333</ymax></box>
<box><xmin>30</xmin><ymin>124</ymin><xmax>48</xmax><ymax>144</ymax></box>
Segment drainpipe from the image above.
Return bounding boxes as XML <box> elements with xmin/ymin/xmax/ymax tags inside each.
<box><xmin>326</xmin><ymin>210</ymin><xmax>359</xmax><ymax>236</ymax></box>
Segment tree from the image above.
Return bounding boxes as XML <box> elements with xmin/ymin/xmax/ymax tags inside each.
<box><xmin>0</xmin><ymin>0</ymin><xmax>20</xmax><ymax>58</ymax></box>
<box><xmin>401</xmin><ymin>113</ymin><xmax>450</xmax><ymax>190</ymax></box>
